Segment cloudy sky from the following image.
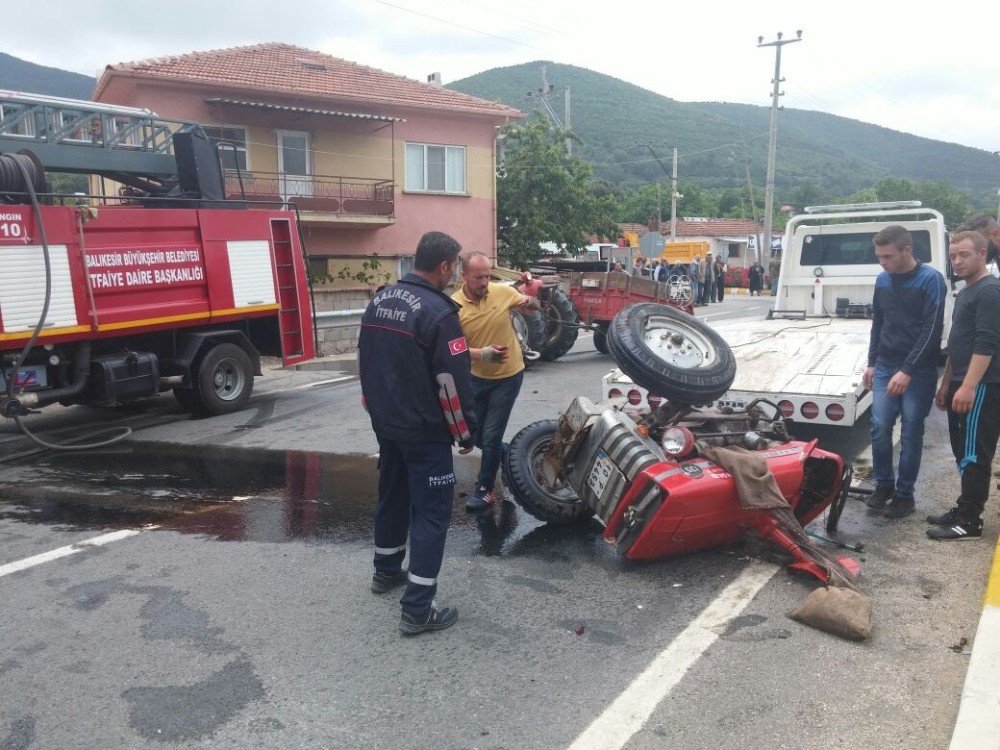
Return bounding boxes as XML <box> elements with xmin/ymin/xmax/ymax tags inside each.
<box><xmin>7</xmin><ymin>0</ymin><xmax>998</xmax><ymax>152</ymax></box>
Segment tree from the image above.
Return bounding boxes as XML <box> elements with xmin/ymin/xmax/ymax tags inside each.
<box><xmin>497</xmin><ymin>116</ymin><xmax>619</xmax><ymax>267</ymax></box>
<box><xmin>842</xmin><ymin>176</ymin><xmax>972</xmax><ymax>227</ymax></box>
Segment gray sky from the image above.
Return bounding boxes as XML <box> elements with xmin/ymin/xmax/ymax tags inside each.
<box><xmin>7</xmin><ymin>0</ymin><xmax>998</xmax><ymax>152</ymax></box>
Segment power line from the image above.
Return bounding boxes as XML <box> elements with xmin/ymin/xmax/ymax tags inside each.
<box><xmin>368</xmin><ymin>0</ymin><xmax>546</xmax><ymax>52</ymax></box>
<box><xmin>447</xmin><ymin>0</ymin><xmax>567</xmax><ymax>38</ymax></box>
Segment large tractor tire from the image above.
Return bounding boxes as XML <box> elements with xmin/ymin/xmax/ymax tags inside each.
<box><xmin>191</xmin><ymin>342</ymin><xmax>255</xmax><ymax>415</ymax></box>
<box><xmin>503</xmin><ymin>419</ymin><xmax>592</xmax><ymax>525</ymax></box>
<box><xmin>539</xmin><ymin>287</ymin><xmax>579</xmax><ymax>361</ymax></box>
<box><xmin>511</xmin><ymin>308</ymin><xmax>545</xmax><ymax>361</ymax></box>
<box><xmin>607</xmin><ymin>303</ymin><xmax>736</xmax><ymax>405</ymax></box>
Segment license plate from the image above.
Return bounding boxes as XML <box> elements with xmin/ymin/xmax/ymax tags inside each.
<box><xmin>587</xmin><ymin>450</ymin><xmax>616</xmax><ymax>499</ymax></box>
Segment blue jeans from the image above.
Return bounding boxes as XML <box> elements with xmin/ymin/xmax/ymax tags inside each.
<box><xmin>689</xmin><ymin>279</ymin><xmax>700</xmax><ymax>303</ymax></box>
<box><xmin>869</xmin><ymin>363</ymin><xmax>937</xmax><ymax>499</ymax></box>
<box><xmin>471</xmin><ymin>371</ymin><xmax>524</xmax><ymax>491</ymax></box>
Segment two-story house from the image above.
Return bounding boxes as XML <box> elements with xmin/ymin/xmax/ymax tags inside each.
<box><xmin>92</xmin><ymin>43</ymin><xmax>521</xmax><ymax>297</ymax></box>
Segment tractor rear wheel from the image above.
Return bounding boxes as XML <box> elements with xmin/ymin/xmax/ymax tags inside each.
<box><xmin>539</xmin><ymin>288</ymin><xmax>579</xmax><ymax>361</ymax></box>
<box><xmin>607</xmin><ymin>302</ymin><xmax>735</xmax><ymax>404</ymax></box>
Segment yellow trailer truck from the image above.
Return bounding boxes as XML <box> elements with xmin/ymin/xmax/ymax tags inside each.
<box><xmin>659</xmin><ymin>240</ymin><xmax>709</xmax><ymax>264</ymax></box>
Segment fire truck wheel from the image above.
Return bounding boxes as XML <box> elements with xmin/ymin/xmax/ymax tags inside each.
<box><xmin>173</xmin><ymin>388</ymin><xmax>195</xmax><ymax>411</ymax></box>
<box><xmin>192</xmin><ymin>343</ymin><xmax>254</xmax><ymax>415</ymax></box>
<box><xmin>539</xmin><ymin>288</ymin><xmax>579</xmax><ymax>361</ymax></box>
<box><xmin>504</xmin><ymin>419</ymin><xmax>592</xmax><ymax>525</ymax></box>
<box><xmin>607</xmin><ymin>302</ymin><xmax>736</xmax><ymax>404</ymax></box>
<box><xmin>593</xmin><ymin>324</ymin><xmax>609</xmax><ymax>354</ymax></box>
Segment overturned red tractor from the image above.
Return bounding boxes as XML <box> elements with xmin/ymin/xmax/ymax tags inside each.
<box><xmin>503</xmin><ymin>303</ymin><xmax>857</xmax><ymax>584</ymax></box>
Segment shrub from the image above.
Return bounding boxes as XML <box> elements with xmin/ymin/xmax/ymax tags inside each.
<box><xmin>724</xmin><ymin>266</ymin><xmax>749</xmax><ymax>288</ymax></box>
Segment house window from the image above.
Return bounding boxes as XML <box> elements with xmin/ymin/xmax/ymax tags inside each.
<box><xmin>405</xmin><ymin>143</ymin><xmax>466</xmax><ymax>194</ymax></box>
<box><xmin>398</xmin><ymin>256</ymin><xmax>415</xmax><ymax>278</ymax></box>
<box><xmin>203</xmin><ymin>126</ymin><xmax>249</xmax><ymax>171</ymax></box>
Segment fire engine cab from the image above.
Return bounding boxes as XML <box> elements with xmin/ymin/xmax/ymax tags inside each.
<box><xmin>0</xmin><ymin>90</ymin><xmax>314</xmax><ymax>422</ymax></box>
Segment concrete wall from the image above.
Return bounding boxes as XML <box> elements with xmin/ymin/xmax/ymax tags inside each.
<box><xmin>312</xmin><ymin>288</ymin><xmax>369</xmax><ymax>355</ymax></box>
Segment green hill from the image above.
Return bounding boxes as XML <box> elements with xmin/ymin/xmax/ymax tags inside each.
<box><xmin>449</xmin><ymin>61</ymin><xmax>1000</xmax><ymax>205</ymax></box>
<box><xmin>0</xmin><ymin>52</ymin><xmax>95</xmax><ymax>100</ymax></box>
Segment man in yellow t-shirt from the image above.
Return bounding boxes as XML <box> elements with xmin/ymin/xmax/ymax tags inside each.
<box><xmin>452</xmin><ymin>252</ymin><xmax>539</xmax><ymax>512</ymax></box>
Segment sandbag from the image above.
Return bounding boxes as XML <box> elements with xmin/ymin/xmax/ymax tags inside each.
<box><xmin>788</xmin><ymin>586</ymin><xmax>873</xmax><ymax>641</ymax></box>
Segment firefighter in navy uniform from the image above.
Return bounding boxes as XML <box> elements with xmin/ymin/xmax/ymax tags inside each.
<box><xmin>358</xmin><ymin>231</ymin><xmax>477</xmax><ymax>635</ymax></box>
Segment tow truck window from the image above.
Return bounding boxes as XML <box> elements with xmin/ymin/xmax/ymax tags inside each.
<box><xmin>800</xmin><ymin>230</ymin><xmax>931</xmax><ymax>265</ymax></box>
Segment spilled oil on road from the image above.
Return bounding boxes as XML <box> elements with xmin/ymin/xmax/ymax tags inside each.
<box><xmin>0</xmin><ymin>441</ymin><xmax>610</xmax><ymax>562</ymax></box>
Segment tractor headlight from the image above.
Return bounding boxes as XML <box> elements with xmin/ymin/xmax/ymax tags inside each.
<box><xmin>661</xmin><ymin>427</ymin><xmax>694</xmax><ymax>458</ymax></box>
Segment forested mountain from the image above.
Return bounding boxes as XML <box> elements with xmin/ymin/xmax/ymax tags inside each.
<box><xmin>0</xmin><ymin>52</ymin><xmax>95</xmax><ymax>100</ymax></box>
<box><xmin>450</xmin><ymin>61</ymin><xmax>1000</xmax><ymax>206</ymax></box>
<box><xmin>3</xmin><ymin>51</ymin><xmax>996</xmax><ymax>208</ymax></box>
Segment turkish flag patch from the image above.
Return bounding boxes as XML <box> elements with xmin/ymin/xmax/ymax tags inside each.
<box><xmin>448</xmin><ymin>337</ymin><xmax>468</xmax><ymax>356</ymax></box>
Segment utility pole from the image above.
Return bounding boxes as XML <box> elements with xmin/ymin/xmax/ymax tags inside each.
<box><xmin>526</xmin><ymin>65</ymin><xmax>572</xmax><ymax>155</ymax></box>
<box><xmin>670</xmin><ymin>147</ymin><xmax>679</xmax><ymax>240</ymax></box>
<box><xmin>757</xmin><ymin>30</ymin><xmax>802</xmax><ymax>261</ymax></box>
<box><xmin>564</xmin><ymin>86</ymin><xmax>572</xmax><ymax>156</ymax></box>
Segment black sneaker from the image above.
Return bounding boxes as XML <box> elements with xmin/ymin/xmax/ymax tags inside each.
<box><xmin>926</xmin><ymin>507</ymin><xmax>963</xmax><ymax>527</ymax></box>
<box><xmin>926</xmin><ymin>520</ymin><xmax>983</xmax><ymax>541</ymax></box>
<box><xmin>865</xmin><ymin>484</ymin><xmax>895</xmax><ymax>512</ymax></box>
<box><xmin>399</xmin><ymin>605</ymin><xmax>458</xmax><ymax>635</ymax></box>
<box><xmin>371</xmin><ymin>569</ymin><xmax>408</xmax><ymax>594</ymax></box>
<box><xmin>465</xmin><ymin>485</ymin><xmax>495</xmax><ymax>513</ymax></box>
<box><xmin>883</xmin><ymin>495</ymin><xmax>915</xmax><ymax>519</ymax></box>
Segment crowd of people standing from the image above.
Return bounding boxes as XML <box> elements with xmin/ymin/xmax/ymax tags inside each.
<box><xmin>615</xmin><ymin>252</ymin><xmax>772</xmax><ymax>305</ymax></box>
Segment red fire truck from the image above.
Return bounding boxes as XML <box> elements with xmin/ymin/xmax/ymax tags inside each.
<box><xmin>0</xmin><ymin>91</ymin><xmax>314</xmax><ymax>423</ymax></box>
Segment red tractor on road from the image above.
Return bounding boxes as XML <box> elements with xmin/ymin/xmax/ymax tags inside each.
<box><xmin>503</xmin><ymin>302</ymin><xmax>857</xmax><ymax>585</ymax></box>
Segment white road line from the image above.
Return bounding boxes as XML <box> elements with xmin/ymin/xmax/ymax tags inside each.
<box><xmin>0</xmin><ymin>527</ymin><xmax>156</xmax><ymax>579</ymax></box>
<box><xmin>566</xmin><ymin>562</ymin><xmax>779</xmax><ymax>750</ymax></box>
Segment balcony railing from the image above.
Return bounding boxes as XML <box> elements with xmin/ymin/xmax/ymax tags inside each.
<box><xmin>224</xmin><ymin>170</ymin><xmax>394</xmax><ymax>217</ymax></box>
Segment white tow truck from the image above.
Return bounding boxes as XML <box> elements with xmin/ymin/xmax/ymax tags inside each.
<box><xmin>603</xmin><ymin>201</ymin><xmax>952</xmax><ymax>428</ymax></box>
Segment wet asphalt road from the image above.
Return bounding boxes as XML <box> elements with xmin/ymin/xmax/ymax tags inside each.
<box><xmin>1</xmin><ymin>296</ymin><xmax>997</xmax><ymax>750</ymax></box>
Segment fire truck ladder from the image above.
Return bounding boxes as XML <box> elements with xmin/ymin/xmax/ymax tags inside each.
<box><xmin>0</xmin><ymin>90</ymin><xmax>206</xmax><ymax>195</ymax></box>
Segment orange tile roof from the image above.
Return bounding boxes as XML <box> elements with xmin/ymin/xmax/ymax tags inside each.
<box><xmin>667</xmin><ymin>219</ymin><xmax>763</xmax><ymax>236</ymax></box>
<box><xmin>94</xmin><ymin>43</ymin><xmax>521</xmax><ymax>119</ymax></box>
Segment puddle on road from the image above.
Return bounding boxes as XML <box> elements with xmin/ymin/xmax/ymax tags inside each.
<box><xmin>0</xmin><ymin>443</ymin><xmax>395</xmax><ymax>542</ymax></box>
<box><xmin>0</xmin><ymin>442</ymin><xmax>598</xmax><ymax>560</ymax></box>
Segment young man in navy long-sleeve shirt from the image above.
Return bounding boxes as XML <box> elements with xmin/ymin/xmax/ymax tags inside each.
<box><xmin>863</xmin><ymin>225</ymin><xmax>946</xmax><ymax>519</ymax></box>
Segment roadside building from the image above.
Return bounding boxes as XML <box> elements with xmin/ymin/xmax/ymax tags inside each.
<box><xmin>92</xmin><ymin>43</ymin><xmax>521</xmax><ymax>352</ymax></box>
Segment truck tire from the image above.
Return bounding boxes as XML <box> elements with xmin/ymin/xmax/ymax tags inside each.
<box><xmin>593</xmin><ymin>324</ymin><xmax>609</xmax><ymax>354</ymax></box>
<box><xmin>539</xmin><ymin>288</ymin><xmax>579</xmax><ymax>361</ymax></box>
<box><xmin>607</xmin><ymin>302</ymin><xmax>736</xmax><ymax>404</ymax></box>
<box><xmin>192</xmin><ymin>342</ymin><xmax>254</xmax><ymax>415</ymax></box>
<box><xmin>173</xmin><ymin>388</ymin><xmax>195</xmax><ymax>411</ymax></box>
<box><xmin>504</xmin><ymin>419</ymin><xmax>592</xmax><ymax>524</ymax></box>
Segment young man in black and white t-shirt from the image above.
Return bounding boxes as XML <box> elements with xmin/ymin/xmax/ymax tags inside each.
<box><xmin>928</xmin><ymin>231</ymin><xmax>1000</xmax><ymax>540</ymax></box>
